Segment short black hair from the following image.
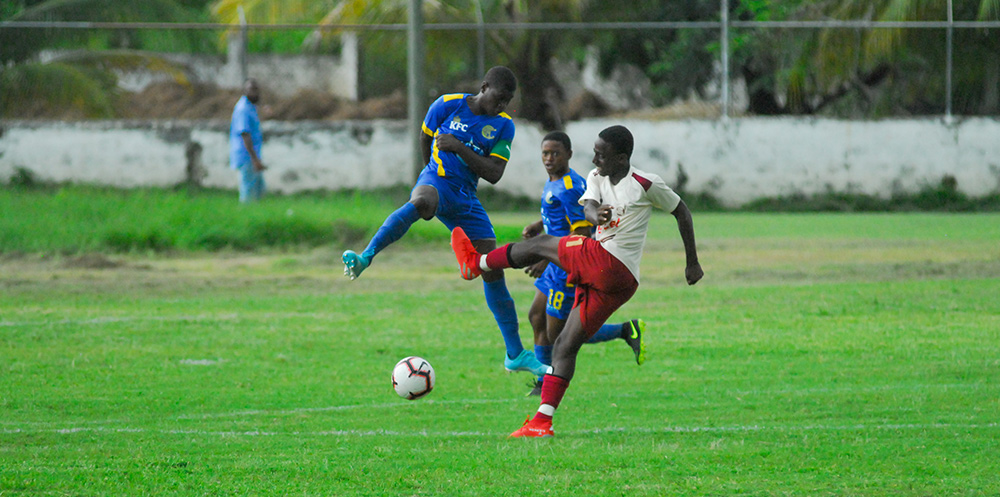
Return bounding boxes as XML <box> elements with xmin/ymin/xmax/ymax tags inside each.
<box><xmin>542</xmin><ymin>131</ymin><xmax>572</xmax><ymax>152</ymax></box>
<box><xmin>598</xmin><ymin>125</ymin><xmax>634</xmax><ymax>159</ymax></box>
<box><xmin>484</xmin><ymin>66</ymin><xmax>517</xmax><ymax>94</ymax></box>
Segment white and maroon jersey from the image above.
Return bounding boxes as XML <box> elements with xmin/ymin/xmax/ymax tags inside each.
<box><xmin>579</xmin><ymin>166</ymin><xmax>681</xmax><ymax>282</ymax></box>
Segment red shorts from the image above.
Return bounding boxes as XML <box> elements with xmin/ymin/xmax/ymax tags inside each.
<box><xmin>557</xmin><ymin>235</ymin><xmax>638</xmax><ymax>338</ymax></box>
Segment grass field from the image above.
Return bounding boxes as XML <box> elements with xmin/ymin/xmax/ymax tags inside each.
<box><xmin>2</xmin><ymin>208</ymin><xmax>999</xmax><ymax>496</ymax></box>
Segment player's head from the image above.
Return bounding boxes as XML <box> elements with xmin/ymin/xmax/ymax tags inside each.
<box><xmin>243</xmin><ymin>78</ymin><xmax>261</xmax><ymax>104</ymax></box>
<box><xmin>593</xmin><ymin>125</ymin><xmax>633</xmax><ymax>178</ymax></box>
<box><xmin>598</xmin><ymin>125</ymin><xmax>633</xmax><ymax>159</ymax></box>
<box><xmin>477</xmin><ymin>66</ymin><xmax>517</xmax><ymax>116</ymax></box>
<box><xmin>541</xmin><ymin>131</ymin><xmax>573</xmax><ymax>178</ymax></box>
<box><xmin>484</xmin><ymin>66</ymin><xmax>517</xmax><ymax>95</ymax></box>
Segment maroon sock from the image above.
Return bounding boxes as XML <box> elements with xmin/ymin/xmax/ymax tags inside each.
<box><xmin>484</xmin><ymin>243</ymin><xmax>515</xmax><ymax>270</ymax></box>
<box><xmin>533</xmin><ymin>374</ymin><xmax>570</xmax><ymax>422</ymax></box>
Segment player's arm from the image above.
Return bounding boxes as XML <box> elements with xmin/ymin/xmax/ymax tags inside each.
<box><xmin>420</xmin><ymin>95</ymin><xmax>454</xmax><ymax>167</ymax></box>
<box><xmin>583</xmin><ymin>199</ymin><xmax>613</xmax><ymax>226</ymax></box>
<box><xmin>436</xmin><ymin>134</ymin><xmax>507</xmax><ymax>184</ymax></box>
<box><xmin>240</xmin><ymin>132</ymin><xmax>265</xmax><ymax>172</ymax></box>
<box><xmin>420</xmin><ymin>132</ymin><xmax>434</xmax><ymax>167</ymax></box>
<box><xmin>522</xmin><ymin>220</ymin><xmax>544</xmax><ymax>239</ymax></box>
<box><xmin>521</xmin><ymin>220</ymin><xmax>548</xmax><ymax>277</ymax></box>
<box><xmin>560</xmin><ymin>187</ymin><xmax>593</xmax><ymax>237</ymax></box>
<box><xmin>670</xmin><ymin>200</ymin><xmax>703</xmax><ymax>285</ymax></box>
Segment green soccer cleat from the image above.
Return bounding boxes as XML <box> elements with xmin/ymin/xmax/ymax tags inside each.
<box><xmin>623</xmin><ymin>319</ymin><xmax>646</xmax><ymax>365</ymax></box>
<box><xmin>342</xmin><ymin>250</ymin><xmax>370</xmax><ymax>280</ymax></box>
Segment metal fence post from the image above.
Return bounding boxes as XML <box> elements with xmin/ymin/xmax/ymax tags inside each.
<box><xmin>408</xmin><ymin>0</ymin><xmax>426</xmax><ymax>179</ymax></box>
<box><xmin>945</xmin><ymin>0</ymin><xmax>954</xmax><ymax>123</ymax></box>
<box><xmin>238</xmin><ymin>5</ymin><xmax>248</xmax><ymax>84</ymax></box>
<box><xmin>720</xmin><ymin>0</ymin><xmax>730</xmax><ymax>120</ymax></box>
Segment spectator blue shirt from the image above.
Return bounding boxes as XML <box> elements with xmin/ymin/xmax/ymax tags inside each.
<box><xmin>229</xmin><ymin>96</ymin><xmax>262</xmax><ymax>169</ymax></box>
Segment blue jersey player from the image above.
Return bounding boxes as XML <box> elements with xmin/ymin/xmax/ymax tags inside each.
<box><xmin>342</xmin><ymin>66</ymin><xmax>548</xmax><ymax>377</ymax></box>
<box><xmin>521</xmin><ymin>131</ymin><xmax>646</xmax><ymax>396</ymax></box>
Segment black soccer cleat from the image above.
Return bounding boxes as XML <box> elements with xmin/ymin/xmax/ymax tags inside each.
<box><xmin>526</xmin><ymin>378</ymin><xmax>543</xmax><ymax>397</ymax></box>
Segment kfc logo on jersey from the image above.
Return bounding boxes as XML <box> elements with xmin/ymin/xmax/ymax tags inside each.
<box><xmin>449</xmin><ymin>117</ymin><xmax>469</xmax><ymax>132</ymax></box>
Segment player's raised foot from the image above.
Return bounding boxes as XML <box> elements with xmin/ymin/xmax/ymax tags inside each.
<box><xmin>449</xmin><ymin>227</ymin><xmax>482</xmax><ymax>280</ymax></box>
<box><xmin>623</xmin><ymin>319</ymin><xmax>646</xmax><ymax>366</ymax></box>
<box><xmin>504</xmin><ymin>349</ymin><xmax>552</xmax><ymax>377</ymax></box>
<box><xmin>509</xmin><ymin>416</ymin><xmax>554</xmax><ymax>438</ymax></box>
<box><xmin>342</xmin><ymin>250</ymin><xmax>370</xmax><ymax>280</ymax></box>
<box><xmin>526</xmin><ymin>378</ymin><xmax>543</xmax><ymax>397</ymax></box>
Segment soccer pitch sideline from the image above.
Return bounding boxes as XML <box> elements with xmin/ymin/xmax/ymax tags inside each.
<box><xmin>1</xmin><ymin>212</ymin><xmax>999</xmax><ymax>496</ymax></box>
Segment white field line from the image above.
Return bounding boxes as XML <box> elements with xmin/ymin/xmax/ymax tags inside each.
<box><xmin>0</xmin><ymin>398</ymin><xmax>512</xmax><ymax>427</ymax></box>
<box><xmin>1</xmin><ymin>381</ymin><xmax>992</xmax><ymax>429</ymax></box>
<box><xmin>0</xmin><ymin>314</ymin><xmax>241</xmax><ymax>327</ymax></box>
<box><xmin>0</xmin><ymin>312</ymin><xmax>352</xmax><ymax>328</ymax></box>
<box><xmin>3</xmin><ymin>422</ymin><xmax>998</xmax><ymax>438</ymax></box>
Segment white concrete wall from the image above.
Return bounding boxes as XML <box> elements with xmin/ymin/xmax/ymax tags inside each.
<box><xmin>2</xmin><ymin>118</ymin><xmax>999</xmax><ymax>206</ymax></box>
<box><xmin>39</xmin><ymin>33</ymin><xmax>359</xmax><ymax>100</ymax></box>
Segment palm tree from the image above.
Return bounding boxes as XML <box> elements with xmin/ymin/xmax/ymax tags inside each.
<box><xmin>715</xmin><ymin>0</ymin><xmax>1000</xmax><ymax>116</ymax></box>
<box><xmin>814</xmin><ymin>0</ymin><xmax>1000</xmax><ymax>115</ymax></box>
<box><xmin>210</xmin><ymin>0</ymin><xmax>588</xmax><ymax>128</ymax></box>
<box><xmin>1</xmin><ymin>0</ymin><xmax>212</xmax><ymax>118</ymax></box>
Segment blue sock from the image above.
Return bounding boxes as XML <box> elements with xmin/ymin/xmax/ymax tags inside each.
<box><xmin>362</xmin><ymin>202</ymin><xmax>420</xmax><ymax>259</ymax></box>
<box><xmin>534</xmin><ymin>344</ymin><xmax>552</xmax><ymax>381</ymax></box>
<box><xmin>587</xmin><ymin>322</ymin><xmax>623</xmax><ymax>343</ymax></box>
<box><xmin>483</xmin><ymin>278</ymin><xmax>523</xmax><ymax>359</ymax></box>
<box><xmin>534</xmin><ymin>344</ymin><xmax>552</xmax><ymax>367</ymax></box>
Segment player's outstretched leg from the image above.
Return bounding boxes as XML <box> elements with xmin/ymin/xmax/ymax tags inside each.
<box><xmin>343</xmin><ymin>202</ymin><xmax>421</xmax><ymax>280</ymax></box>
<box><xmin>623</xmin><ymin>319</ymin><xmax>646</xmax><ymax>366</ymax></box>
<box><xmin>342</xmin><ymin>250</ymin><xmax>371</xmax><ymax>280</ymax></box>
<box><xmin>450</xmin><ymin>227</ymin><xmax>483</xmax><ymax>280</ymax></box>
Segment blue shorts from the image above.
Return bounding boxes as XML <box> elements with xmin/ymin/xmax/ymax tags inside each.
<box><xmin>534</xmin><ymin>263</ymin><xmax>576</xmax><ymax>321</ymax></box>
<box><xmin>415</xmin><ymin>167</ymin><xmax>495</xmax><ymax>240</ymax></box>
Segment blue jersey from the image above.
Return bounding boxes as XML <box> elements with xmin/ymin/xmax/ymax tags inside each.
<box><xmin>229</xmin><ymin>95</ymin><xmax>262</xmax><ymax>169</ymax></box>
<box><xmin>540</xmin><ymin>169</ymin><xmax>591</xmax><ymax>237</ymax></box>
<box><xmin>421</xmin><ymin>93</ymin><xmax>515</xmax><ymax>192</ymax></box>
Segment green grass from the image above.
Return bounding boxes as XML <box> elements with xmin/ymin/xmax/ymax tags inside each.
<box><xmin>2</xmin><ymin>201</ymin><xmax>999</xmax><ymax>495</ymax></box>
<box><xmin>0</xmin><ymin>185</ymin><xmax>446</xmax><ymax>253</ymax></box>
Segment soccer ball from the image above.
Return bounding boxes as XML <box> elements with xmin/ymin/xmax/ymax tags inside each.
<box><xmin>391</xmin><ymin>356</ymin><xmax>435</xmax><ymax>400</ymax></box>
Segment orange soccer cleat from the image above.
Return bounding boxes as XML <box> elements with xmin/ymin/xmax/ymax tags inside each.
<box><xmin>450</xmin><ymin>227</ymin><xmax>483</xmax><ymax>280</ymax></box>
<box><xmin>509</xmin><ymin>416</ymin><xmax>554</xmax><ymax>438</ymax></box>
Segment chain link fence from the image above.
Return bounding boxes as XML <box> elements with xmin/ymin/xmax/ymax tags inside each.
<box><xmin>3</xmin><ymin>1</ymin><xmax>999</xmax><ymax>122</ymax></box>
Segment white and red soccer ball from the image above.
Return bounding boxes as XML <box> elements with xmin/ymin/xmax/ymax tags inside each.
<box><xmin>391</xmin><ymin>356</ymin><xmax>435</xmax><ymax>400</ymax></box>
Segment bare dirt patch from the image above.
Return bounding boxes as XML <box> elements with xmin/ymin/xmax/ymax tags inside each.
<box><xmin>116</xmin><ymin>82</ymin><xmax>408</xmax><ymax>121</ymax></box>
<box><xmin>61</xmin><ymin>253</ymin><xmax>122</xmax><ymax>269</ymax></box>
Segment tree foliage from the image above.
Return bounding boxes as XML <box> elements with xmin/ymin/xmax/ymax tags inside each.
<box><xmin>3</xmin><ymin>0</ymin><xmax>1000</xmax><ymax>120</ymax></box>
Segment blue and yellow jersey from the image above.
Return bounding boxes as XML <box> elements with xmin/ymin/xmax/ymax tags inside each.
<box><xmin>421</xmin><ymin>93</ymin><xmax>515</xmax><ymax>191</ymax></box>
<box><xmin>541</xmin><ymin>168</ymin><xmax>592</xmax><ymax>237</ymax></box>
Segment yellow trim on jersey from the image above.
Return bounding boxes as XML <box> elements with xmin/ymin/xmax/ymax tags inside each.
<box><xmin>443</xmin><ymin>93</ymin><xmax>465</xmax><ymax>102</ymax></box>
<box><xmin>562</xmin><ymin>175</ymin><xmax>573</xmax><ymax>190</ymax></box>
<box><xmin>499</xmin><ymin>112</ymin><xmax>512</xmax><ymax>120</ymax></box>
<box><xmin>569</xmin><ymin>219</ymin><xmax>593</xmax><ymax>233</ymax></box>
<box><xmin>421</xmin><ymin>123</ymin><xmax>434</xmax><ymax>137</ymax></box>
<box><xmin>432</xmin><ymin>130</ymin><xmax>446</xmax><ymax>176</ymax></box>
